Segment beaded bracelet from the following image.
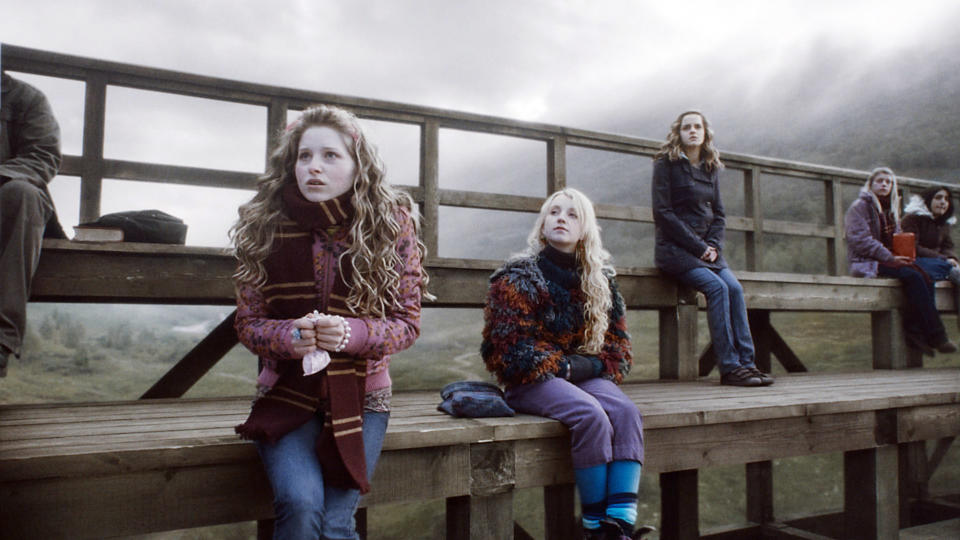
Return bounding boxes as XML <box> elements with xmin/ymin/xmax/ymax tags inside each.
<box><xmin>333</xmin><ymin>315</ymin><xmax>351</xmax><ymax>352</ymax></box>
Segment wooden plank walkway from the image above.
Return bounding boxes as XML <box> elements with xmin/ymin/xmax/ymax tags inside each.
<box><xmin>2</xmin><ymin>369</ymin><xmax>957</xmax><ymax>538</ymax></box>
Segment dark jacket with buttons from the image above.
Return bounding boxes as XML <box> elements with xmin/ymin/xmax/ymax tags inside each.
<box><xmin>652</xmin><ymin>156</ymin><xmax>727</xmax><ymax>275</ymax></box>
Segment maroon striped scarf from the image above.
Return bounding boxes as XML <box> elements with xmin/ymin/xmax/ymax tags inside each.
<box><xmin>235</xmin><ymin>183</ymin><xmax>370</xmax><ymax>493</ymax></box>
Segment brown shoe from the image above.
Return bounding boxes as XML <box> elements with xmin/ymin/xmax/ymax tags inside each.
<box><xmin>748</xmin><ymin>367</ymin><xmax>775</xmax><ymax>386</ymax></box>
<box><xmin>905</xmin><ymin>333</ymin><xmax>936</xmax><ymax>357</ymax></box>
<box><xmin>721</xmin><ymin>367</ymin><xmax>763</xmax><ymax>387</ymax></box>
<box><xmin>934</xmin><ymin>339</ymin><xmax>958</xmax><ymax>354</ymax></box>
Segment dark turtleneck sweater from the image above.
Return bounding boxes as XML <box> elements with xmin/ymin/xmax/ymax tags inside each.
<box><xmin>536</xmin><ymin>244</ymin><xmax>602</xmax><ymax>382</ymax></box>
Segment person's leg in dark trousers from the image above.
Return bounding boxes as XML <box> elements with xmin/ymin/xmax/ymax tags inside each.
<box><xmin>0</xmin><ymin>180</ymin><xmax>54</xmax><ymax>376</ymax></box>
<box><xmin>878</xmin><ymin>264</ymin><xmax>952</xmax><ymax>349</ymax></box>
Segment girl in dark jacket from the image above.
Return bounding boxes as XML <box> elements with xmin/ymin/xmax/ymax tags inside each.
<box><xmin>481</xmin><ymin>188</ymin><xmax>651</xmax><ymax>539</ymax></box>
<box><xmin>845</xmin><ymin>168</ymin><xmax>956</xmax><ymax>355</ymax></box>
<box><xmin>902</xmin><ymin>185</ymin><xmax>960</xmax><ymax>327</ymax></box>
<box><xmin>651</xmin><ymin>111</ymin><xmax>771</xmax><ymax>387</ymax></box>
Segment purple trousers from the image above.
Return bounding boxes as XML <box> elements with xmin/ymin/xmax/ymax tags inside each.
<box><xmin>505</xmin><ymin>377</ymin><xmax>644</xmax><ymax>468</ymax></box>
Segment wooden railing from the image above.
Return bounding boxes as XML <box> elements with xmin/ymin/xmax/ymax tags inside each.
<box><xmin>5</xmin><ymin>43</ymin><xmax>957</xmax><ymax>277</ymax></box>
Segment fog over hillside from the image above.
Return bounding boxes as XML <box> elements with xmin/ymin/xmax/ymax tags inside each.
<box><xmin>603</xmin><ymin>17</ymin><xmax>960</xmax><ymax>182</ymax></box>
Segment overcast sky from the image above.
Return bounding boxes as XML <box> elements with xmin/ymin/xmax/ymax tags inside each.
<box><xmin>3</xmin><ymin>0</ymin><xmax>958</xmax><ymax>246</ymax></box>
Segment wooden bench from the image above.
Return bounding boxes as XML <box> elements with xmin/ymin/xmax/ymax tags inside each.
<box><xmin>2</xmin><ymin>369</ymin><xmax>958</xmax><ymax>539</ymax></box>
<box><xmin>18</xmin><ymin>239</ymin><xmax>960</xmax><ymax>539</ymax></box>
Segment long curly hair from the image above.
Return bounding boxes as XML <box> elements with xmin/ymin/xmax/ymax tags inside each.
<box><xmin>230</xmin><ymin>105</ymin><xmax>432</xmax><ymax>317</ymax></box>
<box><xmin>525</xmin><ymin>188</ymin><xmax>615</xmax><ymax>354</ymax></box>
<box><xmin>654</xmin><ymin>110</ymin><xmax>723</xmax><ymax>173</ymax></box>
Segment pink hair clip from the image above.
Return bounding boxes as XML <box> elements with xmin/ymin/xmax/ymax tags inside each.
<box><xmin>285</xmin><ymin>119</ymin><xmax>300</xmax><ymax>132</ymax></box>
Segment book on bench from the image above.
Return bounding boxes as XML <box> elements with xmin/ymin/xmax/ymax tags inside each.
<box><xmin>72</xmin><ymin>225</ymin><xmax>124</xmax><ymax>242</ymax></box>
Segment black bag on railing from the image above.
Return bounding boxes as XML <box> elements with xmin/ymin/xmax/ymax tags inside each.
<box><xmin>81</xmin><ymin>210</ymin><xmax>188</xmax><ymax>244</ymax></box>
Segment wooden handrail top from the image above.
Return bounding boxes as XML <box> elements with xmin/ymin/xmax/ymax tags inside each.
<box><xmin>32</xmin><ymin>239</ymin><xmax>957</xmax><ymax>311</ymax></box>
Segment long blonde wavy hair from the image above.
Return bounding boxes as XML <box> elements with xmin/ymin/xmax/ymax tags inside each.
<box><xmin>654</xmin><ymin>110</ymin><xmax>723</xmax><ymax>173</ymax></box>
<box><xmin>229</xmin><ymin>105</ymin><xmax>431</xmax><ymax>317</ymax></box>
<box><xmin>525</xmin><ymin>188</ymin><xmax>615</xmax><ymax>354</ymax></box>
<box><xmin>863</xmin><ymin>166</ymin><xmax>900</xmax><ymax>224</ymax></box>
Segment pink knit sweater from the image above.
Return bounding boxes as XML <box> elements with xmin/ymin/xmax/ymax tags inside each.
<box><xmin>235</xmin><ymin>209</ymin><xmax>423</xmax><ymax>402</ymax></box>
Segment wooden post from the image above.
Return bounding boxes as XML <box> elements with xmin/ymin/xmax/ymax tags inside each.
<box><xmin>659</xmin><ymin>301</ymin><xmax>698</xmax><ymax>381</ymax></box>
<box><xmin>266</xmin><ymin>98</ymin><xmax>288</xmax><ymax>161</ymax></box>
<box><xmin>544</xmin><ymin>484</ymin><xmax>578</xmax><ymax>540</ymax></box>
<box><xmin>871</xmin><ymin>310</ymin><xmax>911</xmax><ymax>369</ymax></box>
<box><xmin>547</xmin><ymin>136</ymin><xmax>567</xmax><ymax>194</ymax></box>
<box><xmin>898</xmin><ymin>442</ymin><xmax>927</xmax><ymax>528</ymax></box>
<box><xmin>448</xmin><ymin>441</ymin><xmax>516</xmax><ymax>539</ymax></box>
<box><xmin>747</xmin><ymin>310</ymin><xmax>772</xmax><ymax>373</ymax></box>
<box><xmin>420</xmin><ymin>119</ymin><xmax>440</xmax><ymax>258</ymax></box>
<box><xmin>746</xmin><ymin>461</ymin><xmax>774</xmax><ymax>525</ymax></box>
<box><xmin>826</xmin><ymin>179</ymin><xmax>846</xmax><ymax>276</ymax></box>
<box><xmin>744</xmin><ymin>166</ymin><xmax>763</xmax><ymax>272</ymax></box>
<box><xmin>843</xmin><ymin>446</ymin><xmax>899</xmax><ymax>540</ymax></box>
<box><xmin>660</xmin><ymin>469</ymin><xmax>699</xmax><ymax>540</ymax></box>
<box><xmin>80</xmin><ymin>72</ymin><xmax>107</xmax><ymax>223</ymax></box>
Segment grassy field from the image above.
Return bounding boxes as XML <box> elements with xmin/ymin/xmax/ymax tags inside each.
<box><xmin>2</xmin><ymin>305</ymin><xmax>958</xmax><ymax>539</ymax></box>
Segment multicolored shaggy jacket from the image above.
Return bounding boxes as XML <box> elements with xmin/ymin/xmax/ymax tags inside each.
<box><xmin>480</xmin><ymin>251</ymin><xmax>632</xmax><ymax>388</ymax></box>
<box><xmin>235</xmin><ymin>209</ymin><xmax>423</xmax><ymax>411</ymax></box>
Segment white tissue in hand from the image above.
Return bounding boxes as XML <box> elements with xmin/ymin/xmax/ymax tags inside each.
<box><xmin>303</xmin><ymin>349</ymin><xmax>330</xmax><ymax>375</ymax></box>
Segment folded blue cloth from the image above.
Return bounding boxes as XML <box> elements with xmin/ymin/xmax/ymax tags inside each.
<box><xmin>437</xmin><ymin>381</ymin><xmax>515</xmax><ymax>418</ymax></box>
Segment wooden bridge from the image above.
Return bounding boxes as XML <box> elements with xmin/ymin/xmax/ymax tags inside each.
<box><xmin>1</xmin><ymin>44</ymin><xmax>959</xmax><ymax>539</ymax></box>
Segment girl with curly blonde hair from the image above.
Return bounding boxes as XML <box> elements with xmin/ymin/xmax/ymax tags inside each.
<box><xmin>482</xmin><ymin>188</ymin><xmax>651</xmax><ymax>539</ymax></box>
<box><xmin>231</xmin><ymin>105</ymin><xmax>428</xmax><ymax>539</ymax></box>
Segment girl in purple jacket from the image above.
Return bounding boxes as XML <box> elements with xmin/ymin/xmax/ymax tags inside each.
<box><xmin>844</xmin><ymin>167</ymin><xmax>956</xmax><ymax>355</ymax></box>
<box><xmin>230</xmin><ymin>105</ymin><xmax>430</xmax><ymax>539</ymax></box>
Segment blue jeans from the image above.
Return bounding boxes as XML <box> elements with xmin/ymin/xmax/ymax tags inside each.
<box><xmin>914</xmin><ymin>257</ymin><xmax>954</xmax><ymax>281</ymax></box>
<box><xmin>256</xmin><ymin>411</ymin><xmax>389</xmax><ymax>540</ymax></box>
<box><xmin>678</xmin><ymin>267</ymin><xmax>756</xmax><ymax>375</ymax></box>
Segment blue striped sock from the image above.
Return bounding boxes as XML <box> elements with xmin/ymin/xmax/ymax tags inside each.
<box><xmin>606</xmin><ymin>460</ymin><xmax>642</xmax><ymax>527</ymax></box>
<box><xmin>575</xmin><ymin>464</ymin><xmax>607</xmax><ymax>530</ymax></box>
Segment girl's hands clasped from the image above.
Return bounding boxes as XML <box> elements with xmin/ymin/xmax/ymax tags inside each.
<box><xmin>312</xmin><ymin>313</ymin><xmax>347</xmax><ymax>351</ymax></box>
<box><xmin>290</xmin><ymin>316</ymin><xmax>318</xmax><ymax>358</ymax></box>
<box><xmin>289</xmin><ymin>311</ymin><xmax>351</xmax><ymax>358</ymax></box>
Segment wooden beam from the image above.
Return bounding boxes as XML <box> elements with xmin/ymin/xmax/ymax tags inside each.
<box><xmin>749</xmin><ymin>310</ymin><xmax>773</xmax><ymax>373</ymax></box>
<box><xmin>80</xmin><ymin>72</ymin><xmax>107</xmax><ymax>223</ymax></box>
<box><xmin>140</xmin><ymin>311</ymin><xmax>239</xmax><ymax>399</ymax></box>
<box><xmin>747</xmin><ymin>461</ymin><xmax>774</xmax><ymax>524</ymax></box>
<box><xmin>699</xmin><ymin>344</ymin><xmax>716</xmax><ymax>377</ymax></box>
<box><xmin>926</xmin><ymin>437</ymin><xmax>956</xmax><ymax>481</ymax></box>
<box><xmin>659</xmin><ymin>303</ymin><xmax>698</xmax><ymax>381</ymax></box>
<box><xmin>547</xmin><ymin>135</ymin><xmax>567</xmax><ymax>194</ymax></box>
<box><xmin>660</xmin><ymin>469</ymin><xmax>699</xmax><ymax>540</ymax></box>
<box><xmin>844</xmin><ymin>445</ymin><xmax>899</xmax><ymax>540</ymax></box>
<box><xmin>420</xmin><ymin>119</ymin><xmax>440</xmax><ymax>258</ymax></box>
<box><xmin>544</xmin><ymin>484</ymin><xmax>578</xmax><ymax>540</ymax></box>
<box><xmin>744</xmin><ymin>166</ymin><xmax>763</xmax><ymax>272</ymax></box>
<box><xmin>872</xmin><ymin>310</ymin><xmax>910</xmax><ymax>369</ymax></box>
<box><xmin>826</xmin><ymin>179</ymin><xmax>846</xmax><ymax>276</ymax></box>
